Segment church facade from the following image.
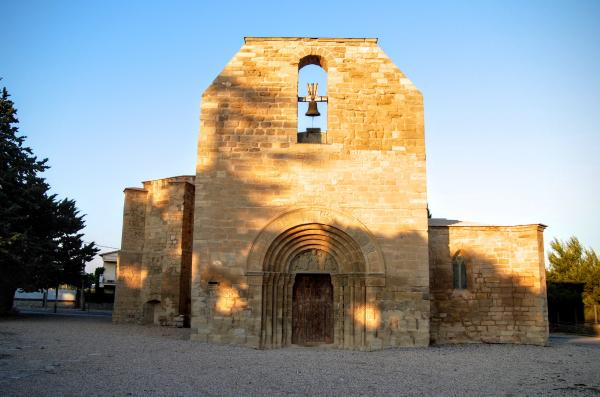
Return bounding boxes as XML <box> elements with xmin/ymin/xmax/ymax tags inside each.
<box><xmin>113</xmin><ymin>37</ymin><xmax>549</xmax><ymax>349</ymax></box>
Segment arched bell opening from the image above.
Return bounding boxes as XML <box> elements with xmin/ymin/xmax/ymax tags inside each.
<box><xmin>297</xmin><ymin>55</ymin><xmax>328</xmax><ymax>143</ymax></box>
<box><xmin>259</xmin><ymin>223</ymin><xmax>374</xmax><ymax>349</ymax></box>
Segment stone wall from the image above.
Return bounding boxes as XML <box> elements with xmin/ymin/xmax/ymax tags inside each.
<box><xmin>191</xmin><ymin>37</ymin><xmax>430</xmax><ymax>350</ymax></box>
<box><xmin>113</xmin><ymin>176</ymin><xmax>195</xmax><ymax>326</ymax></box>
<box><xmin>112</xmin><ymin>188</ymin><xmax>146</xmax><ymax>323</ymax></box>
<box><xmin>113</xmin><ymin>36</ymin><xmax>548</xmax><ymax>350</ymax></box>
<box><xmin>428</xmin><ymin>220</ymin><xmax>549</xmax><ymax>346</ymax></box>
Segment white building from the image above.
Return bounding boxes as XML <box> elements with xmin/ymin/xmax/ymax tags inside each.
<box><xmin>99</xmin><ymin>250</ymin><xmax>118</xmax><ymax>289</ymax></box>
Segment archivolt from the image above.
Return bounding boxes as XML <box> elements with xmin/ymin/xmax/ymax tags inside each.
<box><xmin>264</xmin><ymin>223</ymin><xmax>364</xmax><ymax>273</ymax></box>
<box><xmin>247</xmin><ymin>207</ymin><xmax>385</xmax><ymax>275</ymax></box>
<box><xmin>297</xmin><ymin>49</ymin><xmax>331</xmax><ymax>71</ymax></box>
<box><xmin>253</xmin><ymin>207</ymin><xmax>385</xmax><ymax>349</ymax></box>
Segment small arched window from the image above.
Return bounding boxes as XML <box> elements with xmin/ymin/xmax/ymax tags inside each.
<box><xmin>297</xmin><ymin>55</ymin><xmax>327</xmax><ymax>143</ymax></box>
<box><xmin>452</xmin><ymin>251</ymin><xmax>467</xmax><ymax>290</ymax></box>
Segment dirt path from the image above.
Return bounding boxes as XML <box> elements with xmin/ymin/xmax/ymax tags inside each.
<box><xmin>1</xmin><ymin>314</ymin><xmax>599</xmax><ymax>396</ymax></box>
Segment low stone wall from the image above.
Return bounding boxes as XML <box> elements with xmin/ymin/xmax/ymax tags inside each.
<box><xmin>14</xmin><ymin>300</ymin><xmax>77</xmax><ymax>309</ymax></box>
<box><xmin>429</xmin><ymin>222</ymin><xmax>549</xmax><ymax>346</ymax></box>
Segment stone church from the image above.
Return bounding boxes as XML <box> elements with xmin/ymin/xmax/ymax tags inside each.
<box><xmin>113</xmin><ymin>37</ymin><xmax>549</xmax><ymax>350</ymax></box>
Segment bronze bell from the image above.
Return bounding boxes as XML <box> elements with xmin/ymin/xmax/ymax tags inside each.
<box><xmin>305</xmin><ymin>100</ymin><xmax>320</xmax><ymax>117</ymax></box>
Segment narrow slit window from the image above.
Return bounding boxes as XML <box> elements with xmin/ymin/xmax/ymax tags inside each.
<box><xmin>452</xmin><ymin>252</ymin><xmax>467</xmax><ymax>290</ymax></box>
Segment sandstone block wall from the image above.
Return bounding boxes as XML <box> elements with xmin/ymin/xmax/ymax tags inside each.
<box><xmin>112</xmin><ymin>189</ymin><xmax>147</xmax><ymax>323</ymax></box>
<box><xmin>191</xmin><ymin>37</ymin><xmax>430</xmax><ymax>349</ymax></box>
<box><xmin>113</xmin><ymin>176</ymin><xmax>195</xmax><ymax>326</ymax></box>
<box><xmin>428</xmin><ymin>221</ymin><xmax>549</xmax><ymax>345</ymax></box>
<box><xmin>112</xmin><ymin>36</ymin><xmax>549</xmax><ymax>350</ymax></box>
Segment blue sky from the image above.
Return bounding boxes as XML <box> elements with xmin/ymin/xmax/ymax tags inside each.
<box><xmin>3</xmin><ymin>1</ymin><xmax>599</xmax><ymax>270</ymax></box>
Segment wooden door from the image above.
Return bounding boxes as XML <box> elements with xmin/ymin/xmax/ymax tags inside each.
<box><xmin>143</xmin><ymin>301</ymin><xmax>159</xmax><ymax>324</ymax></box>
<box><xmin>292</xmin><ymin>274</ymin><xmax>333</xmax><ymax>345</ymax></box>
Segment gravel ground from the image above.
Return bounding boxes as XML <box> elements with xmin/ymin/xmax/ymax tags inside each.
<box><xmin>1</xmin><ymin>314</ymin><xmax>599</xmax><ymax>396</ymax></box>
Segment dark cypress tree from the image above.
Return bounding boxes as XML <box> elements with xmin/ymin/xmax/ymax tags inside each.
<box><xmin>0</xmin><ymin>84</ymin><xmax>97</xmax><ymax>313</ymax></box>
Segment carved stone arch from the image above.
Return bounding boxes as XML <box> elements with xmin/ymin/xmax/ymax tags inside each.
<box><xmin>248</xmin><ymin>207</ymin><xmax>386</xmax><ymax>350</ymax></box>
<box><xmin>297</xmin><ymin>48</ymin><xmax>332</xmax><ymax>71</ymax></box>
<box><xmin>264</xmin><ymin>224</ymin><xmax>366</xmax><ymax>274</ymax></box>
<box><xmin>247</xmin><ymin>207</ymin><xmax>385</xmax><ymax>275</ymax></box>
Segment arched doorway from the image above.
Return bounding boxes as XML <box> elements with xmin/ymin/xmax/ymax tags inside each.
<box><xmin>143</xmin><ymin>299</ymin><xmax>160</xmax><ymax>325</ymax></box>
<box><xmin>258</xmin><ymin>223</ymin><xmax>370</xmax><ymax>349</ymax></box>
<box><xmin>246</xmin><ymin>207</ymin><xmax>386</xmax><ymax>349</ymax></box>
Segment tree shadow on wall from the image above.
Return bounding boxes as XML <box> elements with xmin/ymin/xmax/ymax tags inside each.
<box><xmin>141</xmin><ymin>70</ymin><xmax>548</xmax><ymax>349</ymax></box>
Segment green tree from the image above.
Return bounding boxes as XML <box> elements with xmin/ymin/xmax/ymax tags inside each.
<box><xmin>0</xmin><ymin>84</ymin><xmax>98</xmax><ymax>313</ymax></box>
<box><xmin>547</xmin><ymin>236</ymin><xmax>600</xmax><ymax>308</ymax></box>
<box><xmin>94</xmin><ymin>266</ymin><xmax>105</xmax><ymax>289</ymax></box>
